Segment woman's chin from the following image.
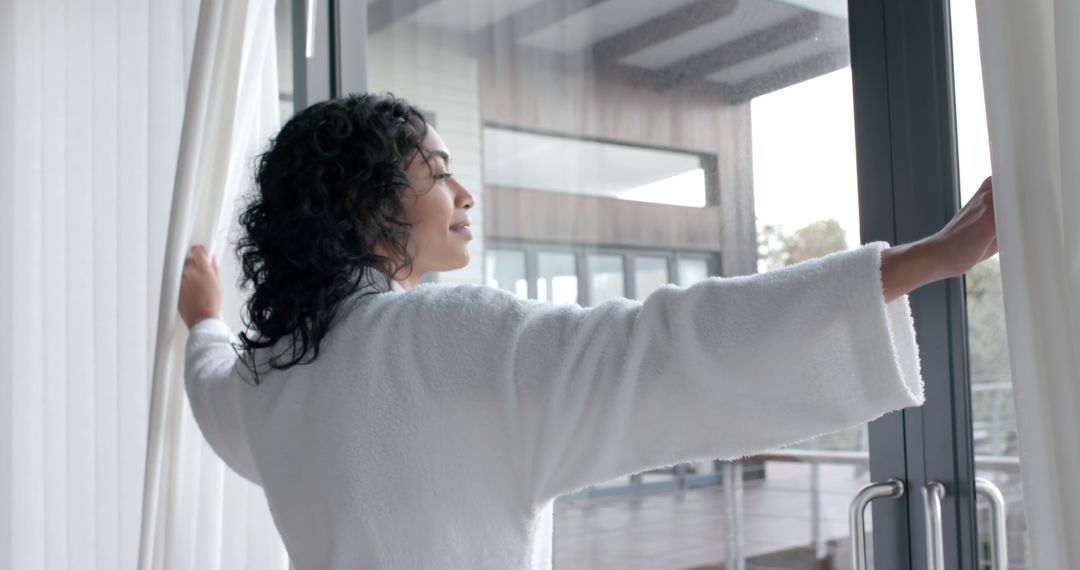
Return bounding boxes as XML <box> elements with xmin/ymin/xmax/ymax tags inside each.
<box><xmin>454</xmin><ymin>250</ymin><xmax>471</xmax><ymax>269</ymax></box>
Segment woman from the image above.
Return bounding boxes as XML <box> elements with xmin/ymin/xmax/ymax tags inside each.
<box><xmin>179</xmin><ymin>93</ymin><xmax>997</xmax><ymax>569</ymax></box>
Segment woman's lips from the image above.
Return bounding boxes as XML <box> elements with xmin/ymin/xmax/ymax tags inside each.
<box><xmin>450</xmin><ymin>222</ymin><xmax>472</xmax><ymax>239</ymax></box>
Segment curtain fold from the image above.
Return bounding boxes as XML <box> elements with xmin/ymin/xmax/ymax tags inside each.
<box><xmin>974</xmin><ymin>0</ymin><xmax>1080</xmax><ymax>567</ymax></box>
<box><xmin>138</xmin><ymin>0</ymin><xmax>288</xmax><ymax>568</ymax></box>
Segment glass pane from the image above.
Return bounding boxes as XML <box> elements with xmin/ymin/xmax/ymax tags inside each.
<box><xmin>274</xmin><ymin>0</ymin><xmax>295</xmax><ymax>121</ymax></box>
<box><xmin>369</xmin><ymin>0</ymin><xmax>868</xmax><ymax>565</ymax></box>
<box><xmin>950</xmin><ymin>0</ymin><xmax>1031</xmax><ymax>567</ymax></box>
<box><xmin>677</xmin><ymin>257</ymin><xmax>710</xmax><ymax>286</ymax></box>
<box><xmin>537</xmin><ymin>251</ymin><xmax>578</xmax><ymax>304</ymax></box>
<box><xmin>485</xmin><ymin>249</ymin><xmax>528</xmax><ymax>299</ymax></box>
<box><xmin>633</xmin><ymin>256</ymin><xmax>669</xmax><ymax>300</ymax></box>
<box><xmin>484</xmin><ymin>126</ymin><xmax>709</xmax><ymax>207</ymax></box>
<box><xmin>587</xmin><ymin>254</ymin><xmax>624</xmax><ymax>305</ymax></box>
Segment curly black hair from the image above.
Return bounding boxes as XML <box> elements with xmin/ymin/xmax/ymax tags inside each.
<box><xmin>233</xmin><ymin>92</ymin><xmax>430</xmax><ymax>385</ymax></box>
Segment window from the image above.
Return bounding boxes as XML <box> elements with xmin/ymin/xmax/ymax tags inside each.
<box><xmin>367</xmin><ymin>0</ymin><xmax>875</xmax><ymax>564</ymax></box>
<box><xmin>485</xmin><ymin>249</ymin><xmax>527</xmax><ymax>299</ymax></box>
<box><xmin>536</xmin><ymin>251</ymin><xmax>578</xmax><ymax>304</ymax></box>
<box><xmin>676</xmin><ymin>257</ymin><xmax>710</xmax><ymax>287</ymax></box>
<box><xmin>587</xmin><ymin>254</ymin><xmax>625</xmax><ymax>304</ymax></box>
<box><xmin>483</xmin><ymin>126</ymin><xmax>712</xmax><ymax>207</ymax></box>
<box><xmin>950</xmin><ymin>0</ymin><xmax>1031</xmax><ymax>564</ymax></box>
<box><xmin>633</xmin><ymin>256</ymin><xmax>669</xmax><ymax>300</ymax></box>
<box><xmin>487</xmin><ymin>243</ymin><xmax>717</xmax><ymax>306</ymax></box>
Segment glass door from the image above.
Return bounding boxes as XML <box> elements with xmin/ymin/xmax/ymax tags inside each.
<box><xmin>289</xmin><ymin>0</ymin><xmax>1025</xmax><ymax>566</ymax></box>
<box><xmin>865</xmin><ymin>0</ymin><xmax>1031</xmax><ymax>568</ymax></box>
<box><xmin>359</xmin><ymin>0</ymin><xmax>917</xmax><ymax>567</ymax></box>
<box><xmin>950</xmin><ymin>0</ymin><xmax>1032</xmax><ymax>566</ymax></box>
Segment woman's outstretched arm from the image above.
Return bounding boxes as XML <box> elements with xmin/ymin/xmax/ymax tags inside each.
<box><xmin>375</xmin><ymin>241</ymin><xmax>926</xmax><ymax>507</ymax></box>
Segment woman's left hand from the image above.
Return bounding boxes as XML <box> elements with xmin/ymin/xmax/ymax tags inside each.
<box><xmin>926</xmin><ymin>175</ymin><xmax>999</xmax><ymax>279</ymax></box>
<box><xmin>179</xmin><ymin>245</ymin><xmax>222</xmax><ymax>329</ymax></box>
<box><xmin>880</xmin><ymin>176</ymin><xmax>999</xmax><ymax>303</ymax></box>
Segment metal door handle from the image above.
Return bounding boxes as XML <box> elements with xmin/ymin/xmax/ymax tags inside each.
<box><xmin>976</xmin><ymin>477</ymin><xmax>1009</xmax><ymax>570</ymax></box>
<box><xmin>922</xmin><ymin>481</ymin><xmax>946</xmax><ymax>570</ymax></box>
<box><xmin>849</xmin><ymin>478</ymin><xmax>905</xmax><ymax>570</ymax></box>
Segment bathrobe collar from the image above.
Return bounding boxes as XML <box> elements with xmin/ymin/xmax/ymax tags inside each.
<box><xmin>350</xmin><ymin>266</ymin><xmax>406</xmax><ymax>295</ymax></box>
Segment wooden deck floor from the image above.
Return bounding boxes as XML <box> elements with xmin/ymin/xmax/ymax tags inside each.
<box><xmin>552</xmin><ymin>461</ymin><xmax>871</xmax><ymax>570</ymax></box>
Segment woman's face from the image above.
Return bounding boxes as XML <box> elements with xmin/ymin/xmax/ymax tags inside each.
<box><xmin>393</xmin><ymin>125</ymin><xmax>474</xmax><ymax>279</ymax></box>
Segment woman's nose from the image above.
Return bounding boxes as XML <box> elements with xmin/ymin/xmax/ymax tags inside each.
<box><xmin>455</xmin><ymin>180</ymin><xmax>475</xmax><ymax>210</ymax></box>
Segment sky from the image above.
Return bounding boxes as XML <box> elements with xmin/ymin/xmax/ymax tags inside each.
<box><xmin>750</xmin><ymin>0</ymin><xmax>990</xmax><ymax>254</ymax></box>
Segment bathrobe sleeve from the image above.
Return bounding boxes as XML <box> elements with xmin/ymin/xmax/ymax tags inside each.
<box><xmin>184</xmin><ymin>318</ymin><xmax>263</xmax><ymax>487</ymax></box>
<box><xmin>391</xmin><ymin>240</ymin><xmax>924</xmax><ymax>506</ymax></box>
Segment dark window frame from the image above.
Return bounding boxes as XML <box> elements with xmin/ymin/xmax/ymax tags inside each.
<box><xmin>485</xmin><ymin>239</ymin><xmax>720</xmax><ymax>307</ymax></box>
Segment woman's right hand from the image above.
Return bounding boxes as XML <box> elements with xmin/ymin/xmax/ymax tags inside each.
<box><xmin>179</xmin><ymin>245</ymin><xmax>223</xmax><ymax>329</ymax></box>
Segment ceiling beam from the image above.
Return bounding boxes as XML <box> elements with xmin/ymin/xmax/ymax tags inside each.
<box><xmin>656</xmin><ymin>11</ymin><xmax>825</xmax><ymax>91</ymax></box>
<box><xmin>367</xmin><ymin>0</ymin><xmax>441</xmax><ymax>34</ymax></box>
<box><xmin>725</xmin><ymin>47</ymin><xmax>850</xmax><ymax>101</ymax></box>
<box><xmin>480</xmin><ymin>0</ymin><xmax>611</xmax><ymax>43</ymax></box>
<box><xmin>604</xmin><ymin>61</ymin><xmax>737</xmax><ymax>102</ymax></box>
<box><xmin>589</xmin><ymin>0</ymin><xmax>739</xmax><ymax>64</ymax></box>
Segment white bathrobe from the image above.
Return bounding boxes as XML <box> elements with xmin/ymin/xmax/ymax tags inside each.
<box><xmin>184</xmin><ymin>240</ymin><xmax>924</xmax><ymax>569</ymax></box>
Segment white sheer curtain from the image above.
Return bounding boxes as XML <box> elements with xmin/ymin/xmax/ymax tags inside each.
<box><xmin>975</xmin><ymin>0</ymin><xmax>1080</xmax><ymax>567</ymax></box>
<box><xmin>1</xmin><ymin>0</ymin><xmax>287</xmax><ymax>568</ymax></box>
<box><xmin>138</xmin><ymin>0</ymin><xmax>288</xmax><ymax>569</ymax></box>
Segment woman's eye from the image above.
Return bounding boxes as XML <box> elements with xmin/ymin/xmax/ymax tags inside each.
<box><xmin>436</xmin><ymin>172</ymin><xmax>453</xmax><ymax>181</ymax></box>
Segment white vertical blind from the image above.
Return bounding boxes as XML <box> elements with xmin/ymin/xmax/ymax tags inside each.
<box><xmin>3</xmin><ymin>0</ymin><xmax>194</xmax><ymax>567</ymax></box>
<box><xmin>0</xmin><ymin>0</ymin><xmax>13</xmax><ymax>562</ymax></box>
<box><xmin>1</xmin><ymin>0</ymin><xmax>288</xmax><ymax>568</ymax></box>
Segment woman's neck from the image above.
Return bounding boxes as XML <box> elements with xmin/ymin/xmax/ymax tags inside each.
<box><xmin>389</xmin><ymin>264</ymin><xmax>424</xmax><ymax>290</ymax></box>
<box><xmin>397</xmin><ymin>274</ymin><xmax>421</xmax><ymax>290</ymax></box>
<box><xmin>370</xmin><ymin>245</ymin><xmax>423</xmax><ymax>290</ymax></box>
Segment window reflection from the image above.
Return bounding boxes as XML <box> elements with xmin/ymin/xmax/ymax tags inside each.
<box><xmin>367</xmin><ymin>0</ymin><xmax>865</xmax><ymax>565</ymax></box>
<box><xmin>677</xmin><ymin>257</ymin><xmax>710</xmax><ymax>287</ymax></box>
<box><xmin>537</xmin><ymin>252</ymin><xmax>578</xmax><ymax>304</ymax></box>
<box><xmin>274</xmin><ymin>0</ymin><xmax>294</xmax><ymax>121</ymax></box>
<box><xmin>485</xmin><ymin>249</ymin><xmax>528</xmax><ymax>299</ymax></box>
<box><xmin>634</xmin><ymin>256</ymin><xmax>669</xmax><ymax>300</ymax></box>
<box><xmin>587</xmin><ymin>254</ymin><xmax>625</xmax><ymax>305</ymax></box>
<box><xmin>483</xmin><ymin>126</ymin><xmax>709</xmax><ymax>207</ymax></box>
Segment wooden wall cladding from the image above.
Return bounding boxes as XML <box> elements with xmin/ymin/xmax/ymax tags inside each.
<box><xmin>478</xmin><ymin>49</ymin><xmax>733</xmax><ymax>153</ymax></box>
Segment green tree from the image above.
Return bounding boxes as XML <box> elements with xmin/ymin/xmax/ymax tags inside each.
<box><xmin>964</xmin><ymin>257</ymin><xmax>1014</xmax><ymax>455</ymax></box>
<box><xmin>757</xmin><ymin>218</ymin><xmax>848</xmax><ymax>270</ymax></box>
<box><xmin>757</xmin><ymin>222</ymin><xmax>796</xmax><ymax>271</ymax></box>
<box><xmin>787</xmin><ymin>219</ymin><xmax>848</xmax><ymax>264</ymax></box>
<box><xmin>965</xmin><ymin>257</ymin><xmax>1010</xmax><ymax>382</ymax></box>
